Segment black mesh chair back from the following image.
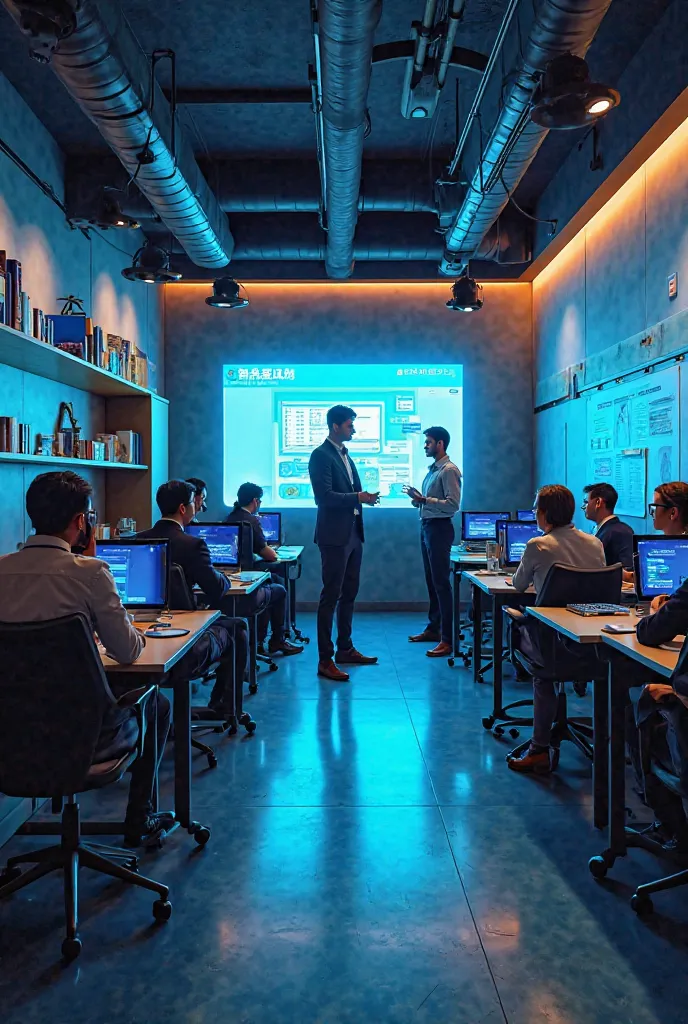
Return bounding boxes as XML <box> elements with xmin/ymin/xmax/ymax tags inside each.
<box><xmin>170</xmin><ymin>563</ymin><xmax>196</xmax><ymax>611</ymax></box>
<box><xmin>0</xmin><ymin>614</ymin><xmax>116</xmax><ymax>797</ymax></box>
<box><xmin>536</xmin><ymin>562</ymin><xmax>623</xmax><ymax>607</ymax></box>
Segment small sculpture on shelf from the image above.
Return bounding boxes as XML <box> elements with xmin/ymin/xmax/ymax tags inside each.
<box><xmin>56</xmin><ymin>402</ymin><xmax>81</xmax><ymax>458</ymax></box>
<box><xmin>57</xmin><ymin>295</ymin><xmax>85</xmax><ymax>316</ymax></box>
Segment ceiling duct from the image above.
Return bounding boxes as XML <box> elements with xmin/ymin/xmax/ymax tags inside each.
<box><xmin>317</xmin><ymin>0</ymin><xmax>382</xmax><ymax>278</ymax></box>
<box><xmin>439</xmin><ymin>0</ymin><xmax>613</xmax><ymax>276</ymax></box>
<box><xmin>2</xmin><ymin>0</ymin><xmax>233</xmax><ymax>269</ymax></box>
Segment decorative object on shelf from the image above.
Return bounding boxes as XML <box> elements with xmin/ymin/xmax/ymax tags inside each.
<box><xmin>58</xmin><ymin>295</ymin><xmax>85</xmax><ymax>315</ymax></box>
<box><xmin>56</xmin><ymin>402</ymin><xmax>81</xmax><ymax>458</ymax></box>
<box><xmin>35</xmin><ymin>433</ymin><xmax>54</xmax><ymax>457</ymax></box>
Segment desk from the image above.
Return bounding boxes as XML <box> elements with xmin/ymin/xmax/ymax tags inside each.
<box><xmin>449</xmin><ymin>549</ymin><xmax>487</xmax><ymax>664</ymax></box>
<box><xmin>464</xmin><ymin>572</ymin><xmax>536</xmax><ymax>729</ymax></box>
<box><xmin>525</xmin><ymin>606</ymin><xmax>638</xmax><ymax>830</ymax></box>
<box><xmin>104</xmin><ymin>610</ymin><xmax>221</xmax><ymax>845</ymax></box>
<box><xmin>588</xmin><ymin>632</ymin><xmax>679</xmax><ymax>880</ymax></box>
<box><xmin>258</xmin><ymin>546</ymin><xmax>308</xmax><ymax>644</ymax></box>
<box><xmin>218</xmin><ymin>571</ymin><xmax>272</xmax><ymax>693</ymax></box>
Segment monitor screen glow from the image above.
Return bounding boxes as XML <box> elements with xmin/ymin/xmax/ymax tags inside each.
<box><xmin>462</xmin><ymin>511</ymin><xmax>510</xmax><ymax>542</ymax></box>
<box><xmin>636</xmin><ymin>537</ymin><xmax>688</xmax><ymax>599</ymax></box>
<box><xmin>97</xmin><ymin>542</ymin><xmax>168</xmax><ymax>607</ymax></box>
<box><xmin>187</xmin><ymin>524</ymin><xmax>239</xmax><ymax>566</ymax></box>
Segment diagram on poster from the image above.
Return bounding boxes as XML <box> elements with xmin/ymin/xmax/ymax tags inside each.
<box><xmin>586</xmin><ymin>365</ymin><xmax>679</xmax><ymax>518</ymax></box>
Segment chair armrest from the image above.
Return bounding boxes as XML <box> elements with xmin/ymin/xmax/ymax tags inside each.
<box><xmin>504</xmin><ymin>606</ymin><xmax>526</xmax><ymax>623</ymax></box>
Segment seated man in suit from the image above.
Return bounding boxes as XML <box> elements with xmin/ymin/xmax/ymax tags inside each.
<box><xmin>507</xmin><ymin>484</ymin><xmax>607</xmax><ymax>774</ymax></box>
<box><xmin>225</xmin><ymin>482</ymin><xmax>302</xmax><ymax>656</ymax></box>
<box><xmin>186</xmin><ymin>477</ymin><xmax>207</xmax><ymax>522</ymax></box>
<box><xmin>137</xmin><ymin>480</ymin><xmax>248</xmax><ymax>718</ymax></box>
<box><xmin>582</xmin><ymin>482</ymin><xmax>634</xmax><ymax>570</ymax></box>
<box><xmin>0</xmin><ymin>471</ymin><xmax>172</xmax><ymax>847</ymax></box>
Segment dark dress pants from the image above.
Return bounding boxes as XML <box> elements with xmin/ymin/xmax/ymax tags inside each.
<box><xmin>420</xmin><ymin>517</ymin><xmax>455</xmax><ymax>644</ymax></box>
<box><xmin>254</xmin><ymin>576</ymin><xmax>288</xmax><ymax>644</ymax></box>
<box><xmin>317</xmin><ymin>520</ymin><xmax>363</xmax><ymax>661</ymax></box>
<box><xmin>170</xmin><ymin>616</ymin><xmax>249</xmax><ymax>716</ymax></box>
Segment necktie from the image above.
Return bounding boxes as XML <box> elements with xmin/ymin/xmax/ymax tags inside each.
<box><xmin>341</xmin><ymin>445</ymin><xmax>348</xmax><ymax>455</ymax></box>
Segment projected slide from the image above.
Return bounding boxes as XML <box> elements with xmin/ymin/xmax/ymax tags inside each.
<box><xmin>223</xmin><ymin>363</ymin><xmax>463</xmax><ymax>510</ymax></box>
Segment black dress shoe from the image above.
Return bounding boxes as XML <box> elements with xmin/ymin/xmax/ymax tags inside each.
<box><xmin>124</xmin><ymin>811</ymin><xmax>176</xmax><ymax>848</ymax></box>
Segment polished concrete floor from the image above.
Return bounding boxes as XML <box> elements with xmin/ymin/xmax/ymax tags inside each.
<box><xmin>1</xmin><ymin>612</ymin><xmax>688</xmax><ymax>1024</ymax></box>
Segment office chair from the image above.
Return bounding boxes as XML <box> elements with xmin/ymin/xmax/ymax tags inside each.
<box><xmin>502</xmin><ymin>562</ymin><xmax>623</xmax><ymax>764</ymax></box>
<box><xmin>170</xmin><ymin>565</ymin><xmax>255</xmax><ymax>763</ymax></box>
<box><xmin>0</xmin><ymin>614</ymin><xmax>170</xmax><ymax>962</ymax></box>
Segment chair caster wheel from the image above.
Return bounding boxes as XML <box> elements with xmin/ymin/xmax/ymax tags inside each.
<box><xmin>227</xmin><ymin>722</ymin><xmax>238</xmax><ymax>736</ymax></box>
<box><xmin>61</xmin><ymin>936</ymin><xmax>82</xmax><ymax>962</ymax></box>
<box><xmin>124</xmin><ymin>858</ymin><xmax>138</xmax><ymax>872</ymax></box>
<box><xmin>477</xmin><ymin>673</ymin><xmax>485</xmax><ymax>684</ymax></box>
<box><xmin>588</xmin><ymin>854</ymin><xmax>613</xmax><ymax>879</ymax></box>
<box><xmin>193</xmin><ymin>825</ymin><xmax>211</xmax><ymax>846</ymax></box>
<box><xmin>249</xmin><ymin>682</ymin><xmax>258</xmax><ymax>694</ymax></box>
<box><xmin>0</xmin><ymin>866</ymin><xmax>22</xmax><ymax>885</ymax></box>
<box><xmin>508</xmin><ymin>728</ymin><xmax>520</xmax><ymax>739</ymax></box>
<box><xmin>269</xmin><ymin>663</ymin><xmax>279</xmax><ymax>672</ymax></box>
<box><xmin>631</xmin><ymin>893</ymin><xmax>653</xmax><ymax>916</ymax></box>
<box><xmin>152</xmin><ymin>899</ymin><xmax>172</xmax><ymax>922</ymax></box>
<box><xmin>493</xmin><ymin>726</ymin><xmax>504</xmax><ymax>738</ymax></box>
<box><xmin>482</xmin><ymin>716</ymin><xmax>495</xmax><ymax>730</ymax></box>
<box><xmin>207</xmin><ymin>753</ymin><xmax>218</xmax><ymax>769</ymax></box>
<box><xmin>246</xmin><ymin>720</ymin><xmax>257</xmax><ymax>734</ymax></box>
<box><xmin>448</xmin><ymin>658</ymin><xmax>455</xmax><ymax>667</ymax></box>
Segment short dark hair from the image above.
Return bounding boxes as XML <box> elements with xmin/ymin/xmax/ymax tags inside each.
<box><xmin>536</xmin><ymin>484</ymin><xmax>575</xmax><ymax>528</ymax></box>
<box><xmin>236</xmin><ymin>482</ymin><xmax>264</xmax><ymax>508</ymax></box>
<box><xmin>327</xmin><ymin>404</ymin><xmax>356</xmax><ymax>429</ymax></box>
<box><xmin>186</xmin><ymin>477</ymin><xmax>207</xmax><ymax>496</ymax></box>
<box><xmin>26</xmin><ymin>471</ymin><xmax>92</xmax><ymax>535</ymax></box>
<box><xmin>655</xmin><ymin>481</ymin><xmax>688</xmax><ymax>526</ymax></box>
<box><xmin>584</xmin><ymin>482</ymin><xmax>618</xmax><ymax>512</ymax></box>
<box><xmin>424</xmin><ymin>426</ymin><xmax>450</xmax><ymax>450</ymax></box>
<box><xmin>156</xmin><ymin>479</ymin><xmax>195</xmax><ymax>517</ymax></box>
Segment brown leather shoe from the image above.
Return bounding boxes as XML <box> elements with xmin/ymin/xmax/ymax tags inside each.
<box><xmin>335</xmin><ymin>647</ymin><xmax>378</xmax><ymax>665</ymax></box>
<box><xmin>317</xmin><ymin>660</ymin><xmax>350</xmax><ymax>681</ymax></box>
<box><xmin>268</xmin><ymin>639</ymin><xmax>304</xmax><ymax>656</ymax></box>
<box><xmin>426</xmin><ymin>641</ymin><xmax>452</xmax><ymax>658</ymax></box>
<box><xmin>408</xmin><ymin>630</ymin><xmax>442</xmax><ymax>643</ymax></box>
<box><xmin>507</xmin><ymin>746</ymin><xmax>553</xmax><ymax>774</ymax></box>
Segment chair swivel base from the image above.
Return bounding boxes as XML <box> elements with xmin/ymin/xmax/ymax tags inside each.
<box><xmin>589</xmin><ymin>824</ymin><xmax>688</xmax><ymax>914</ymax></box>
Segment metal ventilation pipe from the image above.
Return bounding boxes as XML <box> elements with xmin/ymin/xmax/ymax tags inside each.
<box><xmin>2</xmin><ymin>0</ymin><xmax>233</xmax><ymax>268</ymax></box>
<box><xmin>440</xmin><ymin>0</ymin><xmax>613</xmax><ymax>275</ymax></box>
<box><xmin>318</xmin><ymin>0</ymin><xmax>382</xmax><ymax>278</ymax></box>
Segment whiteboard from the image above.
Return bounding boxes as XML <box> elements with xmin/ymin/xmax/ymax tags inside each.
<box><xmin>586</xmin><ymin>365</ymin><xmax>680</xmax><ymax>518</ymax></box>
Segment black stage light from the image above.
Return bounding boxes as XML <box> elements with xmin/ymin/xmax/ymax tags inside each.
<box><xmin>96</xmin><ymin>198</ymin><xmax>140</xmax><ymax>231</ymax></box>
<box><xmin>121</xmin><ymin>242</ymin><xmax>182</xmax><ymax>284</ymax></box>
<box><xmin>205</xmin><ymin>277</ymin><xmax>249</xmax><ymax>308</ymax></box>
<box><xmin>531</xmin><ymin>54</ymin><xmax>619</xmax><ymax>130</ymax></box>
<box><xmin>446</xmin><ymin>273</ymin><xmax>483</xmax><ymax>312</ymax></box>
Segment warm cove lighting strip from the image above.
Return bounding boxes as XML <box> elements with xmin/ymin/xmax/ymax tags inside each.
<box><xmin>168</xmin><ymin>281</ymin><xmax>526</xmax><ymax>288</ymax></box>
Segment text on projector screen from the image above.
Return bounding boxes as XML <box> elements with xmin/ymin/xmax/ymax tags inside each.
<box><xmin>222</xmin><ymin>364</ymin><xmax>463</xmax><ymax>510</ymax></box>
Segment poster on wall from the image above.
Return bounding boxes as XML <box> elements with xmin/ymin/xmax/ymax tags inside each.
<box><xmin>586</xmin><ymin>364</ymin><xmax>679</xmax><ymax>518</ymax></box>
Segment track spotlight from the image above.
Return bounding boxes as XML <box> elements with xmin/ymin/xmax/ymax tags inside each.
<box><xmin>446</xmin><ymin>273</ymin><xmax>483</xmax><ymax>312</ymax></box>
<box><xmin>121</xmin><ymin>241</ymin><xmax>181</xmax><ymax>284</ymax></box>
<box><xmin>96</xmin><ymin>197</ymin><xmax>140</xmax><ymax>231</ymax></box>
<box><xmin>531</xmin><ymin>54</ymin><xmax>619</xmax><ymax>130</ymax></box>
<box><xmin>205</xmin><ymin>277</ymin><xmax>249</xmax><ymax>309</ymax></box>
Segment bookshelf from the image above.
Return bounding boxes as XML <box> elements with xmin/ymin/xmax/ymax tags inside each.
<box><xmin>0</xmin><ymin>452</ymin><xmax>148</xmax><ymax>470</ymax></box>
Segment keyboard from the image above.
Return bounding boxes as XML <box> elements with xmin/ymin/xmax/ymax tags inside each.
<box><xmin>567</xmin><ymin>603</ymin><xmax>629</xmax><ymax>617</ymax></box>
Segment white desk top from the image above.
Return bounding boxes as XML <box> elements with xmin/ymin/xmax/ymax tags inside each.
<box><xmin>601</xmin><ymin>633</ymin><xmax>679</xmax><ymax>679</ymax></box>
<box><xmin>102</xmin><ymin>610</ymin><xmax>221</xmax><ymax>674</ymax></box>
<box><xmin>450</xmin><ymin>549</ymin><xmax>487</xmax><ymax>566</ymax></box>
<box><xmin>526</xmin><ymin>606</ymin><xmax>638</xmax><ymax>644</ymax></box>
<box><xmin>463</xmin><ymin>570</ymin><xmax>534</xmax><ymax>596</ymax></box>
<box><xmin>217</xmin><ymin>571</ymin><xmax>270</xmax><ymax>594</ymax></box>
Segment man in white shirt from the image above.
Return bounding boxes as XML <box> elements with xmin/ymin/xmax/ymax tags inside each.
<box><xmin>508</xmin><ymin>484</ymin><xmax>606</xmax><ymax>774</ymax></box>
<box><xmin>0</xmin><ymin>472</ymin><xmax>172</xmax><ymax>847</ymax></box>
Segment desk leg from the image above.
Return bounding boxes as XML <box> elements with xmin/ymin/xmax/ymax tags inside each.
<box><xmin>472</xmin><ymin>584</ymin><xmax>481</xmax><ymax>684</ymax></box>
<box><xmin>248</xmin><ymin>612</ymin><xmax>258</xmax><ymax>694</ymax></box>
<box><xmin>451</xmin><ymin>570</ymin><xmax>460</xmax><ymax>661</ymax></box>
<box><xmin>589</xmin><ymin>662</ymin><xmax>626</xmax><ymax>878</ymax></box>
<box><xmin>491</xmin><ymin>598</ymin><xmax>503</xmax><ymax>716</ymax></box>
<box><xmin>284</xmin><ymin>566</ymin><xmax>293</xmax><ymax>640</ymax></box>
<box><xmin>592</xmin><ymin>677</ymin><xmax>608</xmax><ymax>830</ymax></box>
<box><xmin>173</xmin><ymin>679</ymin><xmax>191</xmax><ymax>831</ymax></box>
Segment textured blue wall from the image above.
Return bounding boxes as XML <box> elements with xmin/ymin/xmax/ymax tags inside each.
<box><xmin>0</xmin><ymin>72</ymin><xmax>164</xmax><ymax>553</ymax></box>
<box><xmin>164</xmin><ymin>281</ymin><xmax>533</xmax><ymax>604</ymax></box>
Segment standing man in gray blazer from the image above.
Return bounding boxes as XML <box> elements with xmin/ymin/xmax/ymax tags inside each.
<box><xmin>406</xmin><ymin>426</ymin><xmax>462</xmax><ymax>658</ymax></box>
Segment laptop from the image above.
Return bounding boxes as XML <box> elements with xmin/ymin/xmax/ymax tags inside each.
<box><xmin>257</xmin><ymin>511</ymin><xmax>282</xmax><ymax>548</ymax></box>
<box><xmin>516</xmin><ymin>509</ymin><xmax>537</xmax><ymax>522</ymax></box>
<box><xmin>499</xmin><ymin>520</ymin><xmax>541</xmax><ymax>568</ymax></box>
<box><xmin>633</xmin><ymin>535</ymin><xmax>688</xmax><ymax>601</ymax></box>
<box><xmin>461</xmin><ymin>511</ymin><xmax>511</xmax><ymax>547</ymax></box>
<box><xmin>97</xmin><ymin>539</ymin><xmax>170</xmax><ymax>617</ymax></box>
<box><xmin>186</xmin><ymin>523</ymin><xmax>240</xmax><ymax>568</ymax></box>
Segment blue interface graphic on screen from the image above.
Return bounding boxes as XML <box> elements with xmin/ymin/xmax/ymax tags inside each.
<box><xmin>99</xmin><ymin>544</ymin><xmax>167</xmax><ymax>606</ymax></box>
<box><xmin>505</xmin><ymin>522</ymin><xmax>541</xmax><ymax>562</ymax></box>
<box><xmin>223</xmin><ymin>363</ymin><xmax>463</xmax><ymax>509</ymax></box>
<box><xmin>187</xmin><ymin>524</ymin><xmax>239</xmax><ymax>565</ymax></box>
<box><xmin>258</xmin><ymin>513</ymin><xmax>281</xmax><ymax>543</ymax></box>
<box><xmin>638</xmin><ymin>539</ymin><xmax>688</xmax><ymax>596</ymax></box>
<box><xmin>462</xmin><ymin>512</ymin><xmax>509</xmax><ymax>541</ymax></box>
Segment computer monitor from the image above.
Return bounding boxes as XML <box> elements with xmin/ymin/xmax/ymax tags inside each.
<box><xmin>634</xmin><ymin>536</ymin><xmax>688</xmax><ymax>601</ymax></box>
<box><xmin>500</xmin><ymin>520</ymin><xmax>541</xmax><ymax>567</ymax></box>
<box><xmin>461</xmin><ymin>511</ymin><xmax>511</xmax><ymax>542</ymax></box>
<box><xmin>97</xmin><ymin>539</ymin><xmax>170</xmax><ymax>609</ymax></box>
<box><xmin>517</xmin><ymin>509</ymin><xmax>537</xmax><ymax>522</ymax></box>
<box><xmin>257</xmin><ymin>511</ymin><xmax>281</xmax><ymax>545</ymax></box>
<box><xmin>186</xmin><ymin>523</ymin><xmax>240</xmax><ymax>567</ymax></box>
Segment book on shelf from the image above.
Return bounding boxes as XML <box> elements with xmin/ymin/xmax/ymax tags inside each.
<box><xmin>0</xmin><ymin>417</ymin><xmax>18</xmax><ymax>453</ymax></box>
<box><xmin>6</xmin><ymin>259</ymin><xmax>21</xmax><ymax>331</ymax></box>
<box><xmin>95</xmin><ymin>432</ymin><xmax>118</xmax><ymax>462</ymax></box>
<box><xmin>116</xmin><ymin>429</ymin><xmax>143</xmax><ymax>464</ymax></box>
<box><xmin>20</xmin><ymin>292</ymin><xmax>31</xmax><ymax>335</ymax></box>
